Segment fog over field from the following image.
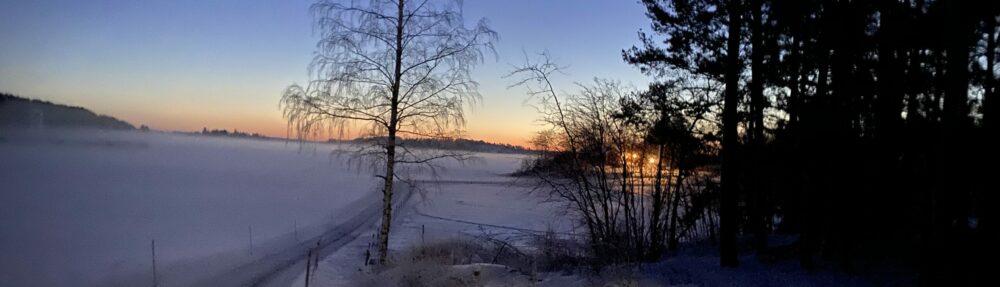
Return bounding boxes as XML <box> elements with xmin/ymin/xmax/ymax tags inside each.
<box><xmin>0</xmin><ymin>129</ymin><xmax>553</xmax><ymax>286</ymax></box>
<box><xmin>0</xmin><ymin>129</ymin><xmax>383</xmax><ymax>286</ymax></box>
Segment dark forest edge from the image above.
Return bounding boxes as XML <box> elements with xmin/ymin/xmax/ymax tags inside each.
<box><xmin>347</xmin><ymin>136</ymin><xmax>534</xmax><ymax>154</ymax></box>
<box><xmin>0</xmin><ymin>93</ymin><xmax>135</xmax><ymax>130</ymax></box>
<box><xmin>511</xmin><ymin>0</ymin><xmax>998</xmax><ymax>286</ymax></box>
<box><xmin>0</xmin><ymin>93</ymin><xmax>533</xmax><ymax>154</ymax></box>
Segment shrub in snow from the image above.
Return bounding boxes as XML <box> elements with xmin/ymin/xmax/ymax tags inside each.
<box><xmin>353</xmin><ymin>239</ymin><xmax>534</xmax><ymax>286</ymax></box>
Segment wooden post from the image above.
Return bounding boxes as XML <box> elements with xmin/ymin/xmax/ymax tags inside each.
<box><xmin>313</xmin><ymin>241</ymin><xmax>321</xmax><ymax>268</ymax></box>
<box><xmin>305</xmin><ymin>249</ymin><xmax>312</xmax><ymax>287</ymax></box>
<box><xmin>151</xmin><ymin>239</ymin><xmax>158</xmax><ymax>287</ymax></box>
<box><xmin>364</xmin><ymin>249</ymin><xmax>371</xmax><ymax>266</ymax></box>
<box><xmin>248</xmin><ymin>226</ymin><xmax>253</xmax><ymax>256</ymax></box>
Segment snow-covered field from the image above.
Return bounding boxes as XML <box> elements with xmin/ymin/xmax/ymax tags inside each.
<box><xmin>0</xmin><ymin>129</ymin><xmax>565</xmax><ymax>287</ymax></box>
<box><xmin>0</xmin><ymin>129</ymin><xmax>384</xmax><ymax>286</ymax></box>
<box><xmin>295</xmin><ymin>156</ymin><xmax>577</xmax><ymax>286</ymax></box>
<box><xmin>1</xmin><ymin>129</ymin><xmax>908</xmax><ymax>287</ymax></box>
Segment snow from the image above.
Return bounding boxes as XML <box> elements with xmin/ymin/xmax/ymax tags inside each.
<box><xmin>0</xmin><ymin>129</ymin><xmax>905</xmax><ymax>286</ymax></box>
<box><xmin>0</xmin><ymin>128</ymin><xmax>574</xmax><ymax>287</ymax></box>
<box><xmin>290</xmin><ymin>151</ymin><xmax>579</xmax><ymax>286</ymax></box>
<box><xmin>280</xmin><ymin>147</ymin><xmax>912</xmax><ymax>287</ymax></box>
<box><xmin>0</xmin><ymin>129</ymin><xmax>378</xmax><ymax>286</ymax></box>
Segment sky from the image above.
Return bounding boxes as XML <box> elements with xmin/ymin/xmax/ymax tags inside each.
<box><xmin>0</xmin><ymin>0</ymin><xmax>652</xmax><ymax>146</ymax></box>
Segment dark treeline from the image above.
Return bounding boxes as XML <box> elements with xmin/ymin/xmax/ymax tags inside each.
<box><xmin>349</xmin><ymin>136</ymin><xmax>534</xmax><ymax>154</ymax></box>
<box><xmin>200</xmin><ymin>127</ymin><xmax>269</xmax><ymax>139</ymax></box>
<box><xmin>630</xmin><ymin>0</ymin><xmax>998</xmax><ymax>284</ymax></box>
<box><xmin>0</xmin><ymin>93</ymin><xmax>135</xmax><ymax>130</ymax></box>
<box><xmin>520</xmin><ymin>0</ymin><xmax>997</xmax><ymax>285</ymax></box>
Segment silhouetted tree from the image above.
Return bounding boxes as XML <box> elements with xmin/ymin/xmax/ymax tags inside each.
<box><xmin>625</xmin><ymin>0</ymin><xmax>740</xmax><ymax>267</ymax></box>
<box><xmin>280</xmin><ymin>0</ymin><xmax>497</xmax><ymax>264</ymax></box>
<box><xmin>511</xmin><ymin>52</ymin><xmax>721</xmax><ymax>264</ymax></box>
<box><xmin>628</xmin><ymin>0</ymin><xmax>998</xmax><ymax>282</ymax></box>
<box><xmin>720</xmin><ymin>0</ymin><xmax>742</xmax><ymax>268</ymax></box>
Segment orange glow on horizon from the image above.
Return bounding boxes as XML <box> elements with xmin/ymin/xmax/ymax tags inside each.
<box><xmin>132</xmin><ymin>114</ymin><xmax>535</xmax><ymax>148</ymax></box>
<box><xmin>91</xmin><ymin>92</ymin><xmax>539</xmax><ymax>148</ymax></box>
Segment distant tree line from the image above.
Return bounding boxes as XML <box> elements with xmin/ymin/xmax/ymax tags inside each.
<box><xmin>518</xmin><ymin>0</ymin><xmax>997</xmax><ymax>284</ymax></box>
<box><xmin>348</xmin><ymin>136</ymin><xmax>534</xmax><ymax>154</ymax></box>
<box><xmin>200</xmin><ymin>127</ymin><xmax>268</xmax><ymax>139</ymax></box>
<box><xmin>0</xmin><ymin>93</ymin><xmax>135</xmax><ymax>130</ymax></box>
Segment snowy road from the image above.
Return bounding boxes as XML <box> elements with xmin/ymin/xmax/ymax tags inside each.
<box><xmin>198</xmin><ymin>186</ymin><xmax>381</xmax><ymax>287</ymax></box>
<box><xmin>194</xmin><ymin>181</ymin><xmax>415</xmax><ymax>287</ymax></box>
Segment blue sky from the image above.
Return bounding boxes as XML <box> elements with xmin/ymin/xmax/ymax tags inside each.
<box><xmin>0</xmin><ymin>0</ymin><xmax>652</xmax><ymax>145</ymax></box>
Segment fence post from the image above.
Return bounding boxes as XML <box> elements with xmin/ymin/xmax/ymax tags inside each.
<box><xmin>151</xmin><ymin>239</ymin><xmax>158</xmax><ymax>287</ymax></box>
<box><xmin>364</xmin><ymin>249</ymin><xmax>371</xmax><ymax>266</ymax></box>
<box><xmin>305</xmin><ymin>249</ymin><xmax>312</xmax><ymax>287</ymax></box>
<box><xmin>313</xmin><ymin>241</ymin><xmax>321</xmax><ymax>268</ymax></box>
<box><xmin>248</xmin><ymin>225</ymin><xmax>253</xmax><ymax>256</ymax></box>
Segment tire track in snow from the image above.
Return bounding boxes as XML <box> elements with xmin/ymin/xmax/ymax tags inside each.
<box><xmin>193</xmin><ymin>183</ymin><xmax>413</xmax><ymax>287</ymax></box>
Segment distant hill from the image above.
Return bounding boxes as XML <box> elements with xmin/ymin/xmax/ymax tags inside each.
<box><xmin>0</xmin><ymin>93</ymin><xmax>135</xmax><ymax>130</ymax></box>
<box><xmin>346</xmin><ymin>136</ymin><xmax>534</xmax><ymax>154</ymax></box>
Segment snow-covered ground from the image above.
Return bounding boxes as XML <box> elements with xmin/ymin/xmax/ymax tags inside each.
<box><xmin>289</xmin><ymin>150</ymin><xmax>579</xmax><ymax>286</ymax></box>
<box><xmin>0</xmin><ymin>129</ymin><xmax>380</xmax><ymax>286</ymax></box>
<box><xmin>1</xmin><ymin>129</ymin><xmax>907</xmax><ymax>287</ymax></box>
<box><xmin>0</xmin><ymin>128</ymin><xmax>571</xmax><ymax>287</ymax></box>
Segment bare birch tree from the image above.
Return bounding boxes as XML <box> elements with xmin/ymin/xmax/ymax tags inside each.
<box><xmin>280</xmin><ymin>0</ymin><xmax>497</xmax><ymax>264</ymax></box>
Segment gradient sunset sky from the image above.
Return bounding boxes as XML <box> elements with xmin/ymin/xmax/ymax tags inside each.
<box><xmin>0</xmin><ymin>0</ymin><xmax>650</xmax><ymax>146</ymax></box>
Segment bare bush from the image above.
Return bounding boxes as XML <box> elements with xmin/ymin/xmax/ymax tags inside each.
<box><xmin>508</xmin><ymin>53</ymin><xmax>722</xmax><ymax>264</ymax></box>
